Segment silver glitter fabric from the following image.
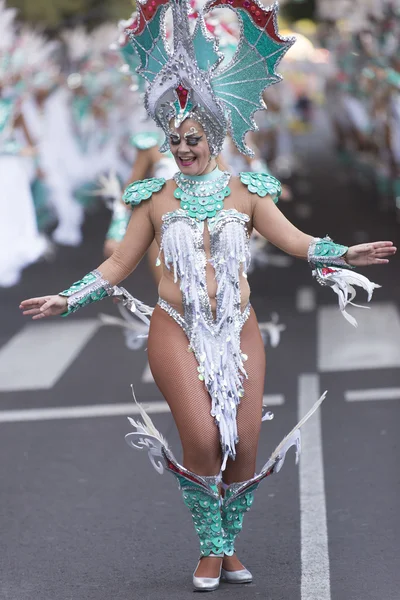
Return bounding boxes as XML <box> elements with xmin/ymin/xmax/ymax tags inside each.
<box><xmin>59</xmin><ymin>269</ymin><xmax>115</xmax><ymax>315</ymax></box>
<box><xmin>125</xmin><ymin>0</ymin><xmax>294</xmax><ymax>156</ymax></box>
<box><xmin>158</xmin><ymin>208</ymin><xmax>252</xmax><ymax>469</ymax></box>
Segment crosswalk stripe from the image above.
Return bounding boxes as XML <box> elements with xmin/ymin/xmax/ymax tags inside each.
<box><xmin>318</xmin><ymin>302</ymin><xmax>400</xmax><ymax>372</ymax></box>
<box><xmin>299</xmin><ymin>374</ymin><xmax>331</xmax><ymax>600</ymax></box>
<box><xmin>0</xmin><ymin>401</ymin><xmax>170</xmax><ymax>423</ymax></box>
<box><xmin>0</xmin><ymin>394</ymin><xmax>285</xmax><ymax>423</ymax></box>
<box><xmin>296</xmin><ymin>286</ymin><xmax>316</xmax><ymax>312</ymax></box>
<box><xmin>0</xmin><ymin>320</ymin><xmax>99</xmax><ymax>392</ymax></box>
<box><xmin>345</xmin><ymin>388</ymin><xmax>400</xmax><ymax>402</ymax></box>
<box><xmin>263</xmin><ymin>394</ymin><xmax>285</xmax><ymax>406</ymax></box>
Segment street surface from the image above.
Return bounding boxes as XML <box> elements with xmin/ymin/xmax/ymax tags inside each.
<box><xmin>1</xmin><ymin>128</ymin><xmax>400</xmax><ymax>600</ymax></box>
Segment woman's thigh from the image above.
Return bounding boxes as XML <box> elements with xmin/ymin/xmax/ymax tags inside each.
<box><xmin>147</xmin><ymin>305</ymin><xmax>221</xmax><ymax>474</ymax></box>
<box><xmin>224</xmin><ymin>308</ymin><xmax>266</xmax><ymax>483</ymax></box>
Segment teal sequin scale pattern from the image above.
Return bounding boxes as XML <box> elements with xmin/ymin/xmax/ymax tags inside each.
<box><xmin>174</xmin><ymin>170</ymin><xmax>231</xmax><ymax>221</ymax></box>
<box><xmin>308</xmin><ymin>236</ymin><xmax>351</xmax><ymax>269</ymax></box>
<box><xmin>123</xmin><ymin>177</ymin><xmax>166</xmax><ymax>208</ymax></box>
<box><xmin>240</xmin><ymin>172</ymin><xmax>281</xmax><ymax>203</ymax></box>
<box><xmin>59</xmin><ymin>270</ymin><xmax>113</xmax><ymax>316</ymax></box>
<box><xmin>222</xmin><ymin>486</ymin><xmax>256</xmax><ymax>556</ymax></box>
<box><xmin>0</xmin><ymin>97</ymin><xmax>20</xmax><ymax>155</ymax></box>
<box><xmin>177</xmin><ymin>475</ymin><xmax>224</xmax><ymax>557</ymax></box>
<box><xmin>106</xmin><ymin>203</ymin><xmax>131</xmax><ymax>242</ymax></box>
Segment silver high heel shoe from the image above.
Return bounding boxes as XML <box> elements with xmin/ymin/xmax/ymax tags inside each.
<box><xmin>221</xmin><ymin>566</ymin><xmax>253</xmax><ymax>584</ymax></box>
<box><xmin>193</xmin><ymin>555</ymin><xmax>223</xmax><ymax>592</ymax></box>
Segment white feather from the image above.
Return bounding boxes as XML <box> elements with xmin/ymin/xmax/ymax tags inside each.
<box><xmin>128</xmin><ymin>386</ymin><xmax>169</xmax><ymax>450</ymax></box>
<box><xmin>316</xmin><ymin>268</ymin><xmax>381</xmax><ymax>327</ymax></box>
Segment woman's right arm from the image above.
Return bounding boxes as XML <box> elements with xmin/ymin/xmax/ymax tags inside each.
<box><xmin>20</xmin><ymin>200</ymin><xmax>155</xmax><ymax>320</ymax></box>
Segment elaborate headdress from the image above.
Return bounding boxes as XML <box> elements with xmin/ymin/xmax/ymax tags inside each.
<box><xmin>124</xmin><ymin>0</ymin><xmax>294</xmax><ymax>155</ymax></box>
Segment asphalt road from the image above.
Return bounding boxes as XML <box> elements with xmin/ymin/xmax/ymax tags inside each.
<box><xmin>1</xmin><ymin>131</ymin><xmax>400</xmax><ymax>600</ymax></box>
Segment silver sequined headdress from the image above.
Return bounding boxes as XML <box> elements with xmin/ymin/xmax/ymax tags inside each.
<box><xmin>124</xmin><ymin>0</ymin><xmax>294</xmax><ymax>155</ymax></box>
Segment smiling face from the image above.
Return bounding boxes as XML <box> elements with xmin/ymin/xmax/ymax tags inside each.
<box><xmin>168</xmin><ymin>118</ymin><xmax>217</xmax><ymax>176</ymax></box>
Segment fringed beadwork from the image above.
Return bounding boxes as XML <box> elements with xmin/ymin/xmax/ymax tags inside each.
<box><xmin>159</xmin><ymin>208</ymin><xmax>252</xmax><ymax>468</ymax></box>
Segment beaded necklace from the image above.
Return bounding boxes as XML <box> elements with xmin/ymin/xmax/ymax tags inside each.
<box><xmin>173</xmin><ymin>167</ymin><xmax>231</xmax><ymax>221</ymax></box>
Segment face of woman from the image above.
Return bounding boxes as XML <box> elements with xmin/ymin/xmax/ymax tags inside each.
<box><xmin>168</xmin><ymin>119</ymin><xmax>216</xmax><ymax>176</ymax></box>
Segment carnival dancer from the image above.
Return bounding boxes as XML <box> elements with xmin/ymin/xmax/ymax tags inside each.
<box><xmin>20</xmin><ymin>0</ymin><xmax>396</xmax><ymax>591</ymax></box>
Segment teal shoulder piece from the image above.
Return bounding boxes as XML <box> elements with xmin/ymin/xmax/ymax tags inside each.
<box><xmin>130</xmin><ymin>132</ymin><xmax>160</xmax><ymax>150</ymax></box>
<box><xmin>123</xmin><ymin>177</ymin><xmax>166</xmax><ymax>208</ymax></box>
<box><xmin>240</xmin><ymin>172</ymin><xmax>281</xmax><ymax>203</ymax></box>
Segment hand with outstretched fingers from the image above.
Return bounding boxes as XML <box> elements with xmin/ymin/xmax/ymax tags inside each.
<box><xmin>19</xmin><ymin>295</ymin><xmax>68</xmax><ymax>320</ymax></box>
<box><xmin>346</xmin><ymin>241</ymin><xmax>397</xmax><ymax>267</ymax></box>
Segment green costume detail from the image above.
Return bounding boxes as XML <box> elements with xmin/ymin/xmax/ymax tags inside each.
<box><xmin>123</xmin><ymin>177</ymin><xmax>166</xmax><ymax>207</ymax></box>
<box><xmin>174</xmin><ymin>168</ymin><xmax>231</xmax><ymax>221</ymax></box>
<box><xmin>393</xmin><ymin>178</ymin><xmax>400</xmax><ymax>199</ymax></box>
<box><xmin>127</xmin><ymin>4</ymin><xmax>169</xmax><ymax>84</ymax></box>
<box><xmin>221</xmin><ymin>486</ymin><xmax>257</xmax><ymax>556</ymax></box>
<box><xmin>59</xmin><ymin>270</ymin><xmax>112</xmax><ymax>316</ymax></box>
<box><xmin>192</xmin><ymin>20</ymin><xmax>221</xmax><ymax>73</ymax></box>
<box><xmin>174</xmin><ymin>185</ymin><xmax>231</xmax><ymax>221</ymax></box>
<box><xmin>210</xmin><ymin>6</ymin><xmax>294</xmax><ymax>154</ymax></box>
<box><xmin>130</xmin><ymin>132</ymin><xmax>160</xmax><ymax>151</ymax></box>
<box><xmin>308</xmin><ymin>236</ymin><xmax>351</xmax><ymax>269</ymax></box>
<box><xmin>240</xmin><ymin>172</ymin><xmax>281</xmax><ymax>203</ymax></box>
<box><xmin>0</xmin><ymin>98</ymin><xmax>21</xmax><ymax>155</ymax></box>
<box><xmin>106</xmin><ymin>205</ymin><xmax>131</xmax><ymax>242</ymax></box>
<box><xmin>178</xmin><ymin>478</ymin><xmax>224</xmax><ymax>557</ymax></box>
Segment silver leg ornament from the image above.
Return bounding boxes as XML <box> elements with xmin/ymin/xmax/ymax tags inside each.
<box><xmin>221</xmin><ymin>390</ymin><xmax>327</xmax><ymax>557</ymax></box>
<box><xmin>125</xmin><ymin>389</ymin><xmax>327</xmax><ymax>558</ymax></box>
<box><xmin>125</xmin><ymin>390</ymin><xmax>224</xmax><ymax>558</ymax></box>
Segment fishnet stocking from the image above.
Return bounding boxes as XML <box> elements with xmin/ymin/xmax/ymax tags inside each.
<box><xmin>147</xmin><ymin>305</ymin><xmax>265</xmax><ymax>481</ymax></box>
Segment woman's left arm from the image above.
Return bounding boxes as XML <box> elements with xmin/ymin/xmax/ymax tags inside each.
<box><xmin>252</xmin><ymin>195</ymin><xmax>396</xmax><ymax>267</ymax></box>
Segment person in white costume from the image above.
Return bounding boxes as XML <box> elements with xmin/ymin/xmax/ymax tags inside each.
<box><xmin>0</xmin><ymin>3</ymin><xmax>47</xmax><ymax>287</ymax></box>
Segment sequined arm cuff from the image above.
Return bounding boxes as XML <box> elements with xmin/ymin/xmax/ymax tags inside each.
<box><xmin>106</xmin><ymin>203</ymin><xmax>131</xmax><ymax>242</ymax></box>
<box><xmin>59</xmin><ymin>270</ymin><xmax>114</xmax><ymax>316</ymax></box>
<box><xmin>308</xmin><ymin>236</ymin><xmax>351</xmax><ymax>269</ymax></box>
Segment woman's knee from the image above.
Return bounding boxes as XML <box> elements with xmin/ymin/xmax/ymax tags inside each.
<box><xmin>182</xmin><ymin>430</ymin><xmax>221</xmax><ymax>475</ymax></box>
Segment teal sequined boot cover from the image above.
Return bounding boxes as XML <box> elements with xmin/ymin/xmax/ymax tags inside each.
<box><xmin>172</xmin><ymin>471</ymin><xmax>224</xmax><ymax>557</ymax></box>
<box><xmin>221</xmin><ymin>483</ymin><xmax>257</xmax><ymax>557</ymax></box>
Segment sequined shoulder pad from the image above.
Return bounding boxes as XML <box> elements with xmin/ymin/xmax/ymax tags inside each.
<box><xmin>130</xmin><ymin>132</ymin><xmax>160</xmax><ymax>151</ymax></box>
<box><xmin>123</xmin><ymin>177</ymin><xmax>166</xmax><ymax>208</ymax></box>
<box><xmin>239</xmin><ymin>172</ymin><xmax>281</xmax><ymax>204</ymax></box>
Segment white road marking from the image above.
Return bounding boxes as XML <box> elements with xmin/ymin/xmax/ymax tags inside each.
<box><xmin>263</xmin><ymin>394</ymin><xmax>285</xmax><ymax>406</ymax></box>
<box><xmin>318</xmin><ymin>302</ymin><xmax>400</xmax><ymax>372</ymax></box>
<box><xmin>142</xmin><ymin>366</ymin><xmax>287</xmax><ymax>401</ymax></box>
<box><xmin>296</xmin><ymin>287</ymin><xmax>316</xmax><ymax>312</ymax></box>
<box><xmin>345</xmin><ymin>388</ymin><xmax>400</xmax><ymax>402</ymax></box>
<box><xmin>0</xmin><ymin>401</ymin><xmax>170</xmax><ymax>423</ymax></box>
<box><xmin>142</xmin><ymin>362</ymin><xmax>154</xmax><ymax>383</ymax></box>
<box><xmin>0</xmin><ymin>320</ymin><xmax>99</xmax><ymax>392</ymax></box>
<box><xmin>299</xmin><ymin>373</ymin><xmax>331</xmax><ymax>600</ymax></box>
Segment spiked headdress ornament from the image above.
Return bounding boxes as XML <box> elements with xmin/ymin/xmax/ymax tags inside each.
<box><xmin>125</xmin><ymin>0</ymin><xmax>294</xmax><ymax>155</ymax></box>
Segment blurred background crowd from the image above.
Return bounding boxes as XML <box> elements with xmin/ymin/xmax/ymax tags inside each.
<box><xmin>1</xmin><ymin>0</ymin><xmax>400</xmax><ymax>288</ymax></box>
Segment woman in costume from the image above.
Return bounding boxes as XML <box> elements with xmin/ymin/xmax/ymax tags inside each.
<box><xmin>20</xmin><ymin>0</ymin><xmax>396</xmax><ymax>591</ymax></box>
